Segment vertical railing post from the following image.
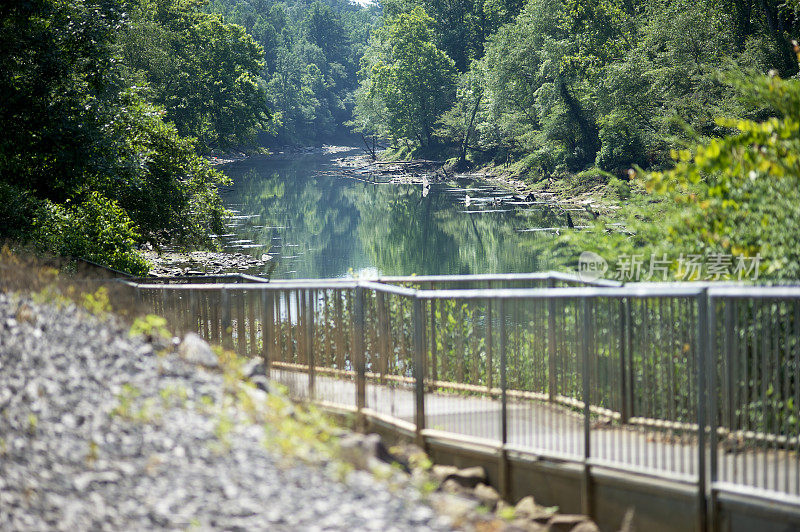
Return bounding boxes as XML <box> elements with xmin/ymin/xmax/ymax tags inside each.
<box><xmin>581</xmin><ymin>297</ymin><xmax>593</xmax><ymax>518</ymax></box>
<box><xmin>160</xmin><ymin>289</ymin><xmax>168</xmax><ymax>327</ymax></box>
<box><xmin>189</xmin><ymin>291</ymin><xmax>199</xmax><ymax>334</ymax></box>
<box><xmin>547</xmin><ymin>279</ymin><xmax>557</xmax><ymax>402</ymax></box>
<box><xmin>248</xmin><ymin>290</ymin><xmax>257</xmax><ymax>357</ymax></box>
<box><xmin>353</xmin><ymin>286</ymin><xmax>366</xmax><ymax>423</ymax></box>
<box><xmin>237</xmin><ymin>289</ymin><xmax>246</xmax><ymax>355</ymax></box>
<box><xmin>696</xmin><ymin>289</ymin><xmax>710</xmax><ymax>532</ymax></box>
<box><xmin>181</xmin><ymin>292</ymin><xmax>190</xmax><ymax>335</ymax></box>
<box><xmin>429</xmin><ymin>288</ymin><xmax>437</xmax><ymax>384</ymax></box>
<box><xmin>307</xmin><ymin>290</ymin><xmax>316</xmax><ymax>401</ymax></box>
<box><xmin>498</xmin><ymin>297</ymin><xmax>509</xmax><ymax>499</ymax></box>
<box><xmin>376</xmin><ymin>291</ymin><xmax>389</xmax><ymax>382</ymax></box>
<box><xmin>413</xmin><ymin>295</ymin><xmax>426</xmax><ymax>448</ymax></box>
<box><xmin>619</xmin><ymin>298</ymin><xmax>631</xmax><ymax>423</ymax></box>
<box><xmin>261</xmin><ymin>290</ymin><xmax>272</xmax><ymax>373</ymax></box>
<box><xmin>334</xmin><ymin>291</ymin><xmax>345</xmax><ymax>371</ymax></box>
<box><xmin>625</xmin><ymin>298</ymin><xmax>634</xmax><ymax>420</ymax></box>
<box><xmin>200</xmin><ymin>291</ymin><xmax>209</xmax><ymax>340</ymax></box>
<box><xmin>723</xmin><ymin>301</ymin><xmax>735</xmax><ymax>431</ymax></box>
<box><xmin>221</xmin><ymin>288</ymin><xmax>233</xmax><ymax>350</ymax></box>
<box><xmin>295</xmin><ymin>290</ymin><xmax>305</xmax><ymax>365</ymax></box>
<box><xmin>210</xmin><ymin>290</ymin><xmax>220</xmax><ymax>343</ymax></box>
<box><xmin>134</xmin><ymin>286</ymin><xmax>142</xmax><ymax>314</ymax></box>
<box><xmin>486</xmin><ymin>293</ymin><xmax>493</xmax><ymax>391</ymax></box>
<box><xmin>707</xmin><ymin>292</ymin><xmax>718</xmax><ymax>532</ymax></box>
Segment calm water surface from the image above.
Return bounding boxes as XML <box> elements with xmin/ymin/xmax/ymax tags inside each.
<box><xmin>218</xmin><ymin>147</ymin><xmax>576</xmax><ymax>279</ymax></box>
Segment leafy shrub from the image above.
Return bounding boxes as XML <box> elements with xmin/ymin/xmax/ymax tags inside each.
<box><xmin>606</xmin><ymin>176</ymin><xmax>632</xmax><ymax>200</ymax></box>
<box><xmin>595</xmin><ymin>112</ymin><xmax>646</xmax><ymax>173</ymax></box>
<box><xmin>0</xmin><ymin>183</ymin><xmax>37</xmax><ymax>240</ymax></box>
<box><xmin>32</xmin><ymin>192</ymin><xmax>150</xmax><ymax>276</ymax></box>
<box><xmin>129</xmin><ymin>314</ymin><xmax>171</xmax><ymax>340</ymax></box>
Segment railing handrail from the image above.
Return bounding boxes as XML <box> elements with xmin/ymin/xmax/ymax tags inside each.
<box><xmin>127</xmin><ymin>271</ymin><xmax>800</xmax><ymax>529</ymax></box>
<box><xmin>376</xmin><ymin>270</ymin><xmax>621</xmax><ymax>287</ymax></box>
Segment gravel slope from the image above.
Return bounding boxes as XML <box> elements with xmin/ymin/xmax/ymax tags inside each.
<box><xmin>0</xmin><ymin>293</ymin><xmax>449</xmax><ymax>531</ymax></box>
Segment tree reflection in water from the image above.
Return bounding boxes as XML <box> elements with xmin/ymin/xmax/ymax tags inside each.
<box><xmin>220</xmin><ymin>149</ymin><xmax>579</xmax><ymax>279</ymax></box>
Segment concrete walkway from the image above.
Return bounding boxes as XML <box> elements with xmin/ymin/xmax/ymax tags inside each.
<box><xmin>273</xmin><ymin>368</ymin><xmax>800</xmax><ymax>498</ymax></box>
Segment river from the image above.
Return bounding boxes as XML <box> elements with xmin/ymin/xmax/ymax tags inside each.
<box><xmin>215</xmin><ymin>146</ymin><xmax>578</xmax><ymax>279</ymax></box>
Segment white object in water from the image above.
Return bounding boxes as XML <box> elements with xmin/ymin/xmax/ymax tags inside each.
<box><xmin>465</xmin><ymin>194</ymin><xmax>472</xmax><ymax>207</ymax></box>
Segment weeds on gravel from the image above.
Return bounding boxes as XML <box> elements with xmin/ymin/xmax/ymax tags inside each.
<box><xmin>159</xmin><ymin>384</ymin><xmax>188</xmax><ymax>409</ymax></box>
<box><xmin>1</xmin><ymin>247</ymin><xmax>150</xmax><ymax>322</ymax></box>
<box><xmin>81</xmin><ymin>287</ymin><xmax>112</xmax><ymax>317</ymax></box>
<box><xmin>129</xmin><ymin>315</ymin><xmax>170</xmax><ymax>341</ymax></box>
<box><xmin>110</xmin><ymin>384</ymin><xmax>163</xmax><ymax>424</ymax></box>
<box><xmin>86</xmin><ymin>439</ymin><xmax>99</xmax><ymax>464</ymax></box>
<box><xmin>211</xmin><ymin>412</ymin><xmax>235</xmax><ymax>451</ymax></box>
<box><xmin>110</xmin><ymin>384</ymin><xmax>141</xmax><ymax>420</ymax></box>
<box><xmin>27</xmin><ymin>414</ymin><xmax>38</xmax><ymax>435</ymax></box>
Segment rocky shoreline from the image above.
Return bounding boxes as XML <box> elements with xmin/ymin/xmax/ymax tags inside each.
<box><xmin>141</xmin><ymin>250</ymin><xmax>272</xmax><ymax>278</ymax></box>
<box><xmin>333</xmin><ymin>152</ymin><xmax>616</xmax><ymax>220</ymax></box>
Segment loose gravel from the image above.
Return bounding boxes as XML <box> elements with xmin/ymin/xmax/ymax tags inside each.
<box><xmin>0</xmin><ymin>293</ymin><xmax>450</xmax><ymax>531</ymax></box>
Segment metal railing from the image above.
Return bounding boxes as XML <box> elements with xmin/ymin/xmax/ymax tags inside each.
<box><xmin>121</xmin><ymin>273</ymin><xmax>800</xmax><ymax>529</ymax></box>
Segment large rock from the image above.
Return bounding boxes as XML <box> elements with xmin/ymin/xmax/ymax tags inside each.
<box><xmin>442</xmin><ymin>466</ymin><xmax>487</xmax><ymax>489</ymax></box>
<box><xmin>242</xmin><ymin>358</ymin><xmax>269</xmax><ymax>392</ymax></box>
<box><xmin>507</xmin><ymin>518</ymin><xmax>549</xmax><ymax>532</ymax></box>
<box><xmin>429</xmin><ymin>492</ymin><xmax>480</xmax><ymax>526</ymax></box>
<box><xmin>515</xmin><ymin>496</ymin><xmax>557</xmax><ymax>522</ymax></box>
<box><xmin>441</xmin><ymin>479</ymin><xmax>471</xmax><ymax>496</ymax></box>
<box><xmin>431</xmin><ymin>464</ymin><xmax>459</xmax><ymax>482</ymax></box>
<box><xmin>571</xmin><ymin>521</ymin><xmax>601</xmax><ymax>532</ymax></box>
<box><xmin>338</xmin><ymin>433</ymin><xmax>409</xmax><ymax>472</ymax></box>
<box><xmin>548</xmin><ymin>514</ymin><xmax>591</xmax><ymax>532</ymax></box>
<box><xmin>178</xmin><ymin>333</ymin><xmax>219</xmax><ymax>368</ymax></box>
<box><xmin>242</xmin><ymin>359</ymin><xmax>265</xmax><ymax>378</ymax></box>
<box><xmin>514</xmin><ymin>496</ymin><xmax>537</xmax><ymax>518</ymax></box>
<box><xmin>474</xmin><ymin>483</ymin><xmax>500</xmax><ymax>510</ymax></box>
<box><xmin>249</xmin><ymin>374</ymin><xmax>270</xmax><ymax>393</ymax></box>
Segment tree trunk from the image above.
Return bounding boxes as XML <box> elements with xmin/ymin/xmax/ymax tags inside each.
<box><xmin>460</xmin><ymin>93</ymin><xmax>482</xmax><ymax>164</ymax></box>
<box><xmin>558</xmin><ymin>80</ymin><xmax>600</xmax><ymax>160</ymax></box>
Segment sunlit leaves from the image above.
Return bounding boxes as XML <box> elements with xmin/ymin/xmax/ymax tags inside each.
<box><xmin>355</xmin><ymin>7</ymin><xmax>457</xmax><ymax>147</ymax></box>
<box><xmin>633</xmin><ymin>72</ymin><xmax>800</xmax><ymax>279</ymax></box>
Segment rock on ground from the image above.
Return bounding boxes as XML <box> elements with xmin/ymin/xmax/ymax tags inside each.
<box><xmin>0</xmin><ymin>293</ymin><xmax>449</xmax><ymax>531</ymax></box>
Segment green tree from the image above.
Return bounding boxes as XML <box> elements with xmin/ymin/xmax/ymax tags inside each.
<box><xmin>641</xmin><ymin>69</ymin><xmax>800</xmax><ymax>279</ymax></box>
<box><xmin>208</xmin><ymin>0</ymin><xmax>378</xmax><ymax>144</ymax></box>
<box><xmin>355</xmin><ymin>7</ymin><xmax>457</xmax><ymax>148</ymax></box>
<box><xmin>436</xmin><ymin>63</ymin><xmax>485</xmax><ymax>164</ymax></box>
<box><xmin>0</xmin><ymin>0</ymin><xmax>232</xmax><ymax>272</ymax></box>
<box><xmin>122</xmin><ymin>0</ymin><xmax>272</xmax><ymax>151</ymax></box>
<box><xmin>568</xmin><ymin>66</ymin><xmax>800</xmax><ymax>280</ymax></box>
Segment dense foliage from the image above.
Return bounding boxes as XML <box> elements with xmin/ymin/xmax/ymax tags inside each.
<box><xmin>352</xmin><ymin>7</ymin><xmax>457</xmax><ymax>148</ymax></box>
<box><xmin>0</xmin><ymin>0</ymin><xmax>267</xmax><ymax>273</ymax></box>
<box><xmin>122</xmin><ymin>0</ymin><xmax>272</xmax><ymax>152</ymax></box>
<box><xmin>355</xmin><ymin>0</ymin><xmax>797</xmax><ymax>174</ymax></box>
<box><xmin>572</xmin><ymin>67</ymin><xmax>800</xmax><ymax>280</ymax></box>
<box><xmin>208</xmin><ymin>0</ymin><xmax>380</xmax><ymax>144</ymax></box>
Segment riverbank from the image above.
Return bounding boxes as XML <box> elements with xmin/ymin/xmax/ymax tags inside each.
<box><xmin>141</xmin><ymin>250</ymin><xmax>273</xmax><ymax>277</ymax></box>
<box><xmin>336</xmin><ymin>152</ymin><xmax>620</xmax><ymax>224</ymax></box>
